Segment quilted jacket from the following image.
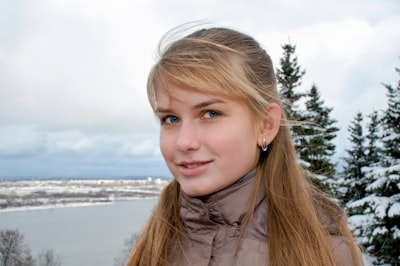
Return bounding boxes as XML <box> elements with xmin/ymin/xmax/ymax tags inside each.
<box><xmin>175</xmin><ymin>172</ymin><xmax>363</xmax><ymax>266</ymax></box>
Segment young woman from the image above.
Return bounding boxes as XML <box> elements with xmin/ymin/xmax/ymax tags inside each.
<box><xmin>127</xmin><ymin>26</ymin><xmax>364</xmax><ymax>266</ymax></box>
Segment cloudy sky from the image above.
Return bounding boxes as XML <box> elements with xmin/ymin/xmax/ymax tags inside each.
<box><xmin>0</xmin><ymin>0</ymin><xmax>399</xmax><ymax>178</ymax></box>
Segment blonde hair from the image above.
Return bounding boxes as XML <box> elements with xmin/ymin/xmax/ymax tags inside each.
<box><xmin>127</xmin><ymin>26</ymin><xmax>362</xmax><ymax>266</ymax></box>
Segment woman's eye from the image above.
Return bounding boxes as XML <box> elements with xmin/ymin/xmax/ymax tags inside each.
<box><xmin>162</xmin><ymin>116</ymin><xmax>180</xmax><ymax>124</ymax></box>
<box><xmin>203</xmin><ymin>110</ymin><xmax>220</xmax><ymax>119</ymax></box>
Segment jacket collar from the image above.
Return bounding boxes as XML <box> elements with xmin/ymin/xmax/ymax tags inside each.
<box><xmin>180</xmin><ymin>170</ymin><xmax>262</xmax><ymax>229</ymax></box>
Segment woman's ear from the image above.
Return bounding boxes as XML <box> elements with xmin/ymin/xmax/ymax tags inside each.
<box><xmin>257</xmin><ymin>103</ymin><xmax>282</xmax><ymax>147</ymax></box>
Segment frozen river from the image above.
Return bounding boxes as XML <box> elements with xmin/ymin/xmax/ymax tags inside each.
<box><xmin>0</xmin><ymin>199</ymin><xmax>158</xmax><ymax>266</ymax></box>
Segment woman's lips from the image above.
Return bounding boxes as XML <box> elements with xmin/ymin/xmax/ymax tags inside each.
<box><xmin>181</xmin><ymin>163</ymin><xmax>203</xmax><ymax>168</ymax></box>
<box><xmin>177</xmin><ymin>160</ymin><xmax>212</xmax><ymax>176</ymax></box>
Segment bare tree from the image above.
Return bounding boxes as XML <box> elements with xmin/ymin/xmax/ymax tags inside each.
<box><xmin>113</xmin><ymin>233</ymin><xmax>138</xmax><ymax>266</ymax></box>
<box><xmin>36</xmin><ymin>249</ymin><xmax>62</xmax><ymax>266</ymax></box>
<box><xmin>0</xmin><ymin>229</ymin><xmax>34</xmax><ymax>266</ymax></box>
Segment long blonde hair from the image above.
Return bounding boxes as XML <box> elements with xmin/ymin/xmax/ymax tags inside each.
<box><xmin>127</xmin><ymin>26</ymin><xmax>362</xmax><ymax>266</ymax></box>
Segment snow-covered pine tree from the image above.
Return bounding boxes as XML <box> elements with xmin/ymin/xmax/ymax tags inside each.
<box><xmin>300</xmin><ymin>84</ymin><xmax>339</xmax><ymax>176</ymax></box>
<box><xmin>276</xmin><ymin>42</ymin><xmax>306</xmax><ymax>153</ymax></box>
<box><xmin>298</xmin><ymin>84</ymin><xmax>340</xmax><ymax>193</ymax></box>
<box><xmin>359</xmin><ymin>67</ymin><xmax>400</xmax><ymax>265</ymax></box>
<box><xmin>344</xmin><ymin>112</ymin><xmax>382</xmax><ymax>248</ymax></box>
<box><xmin>348</xmin><ymin>66</ymin><xmax>400</xmax><ymax>265</ymax></box>
<box><xmin>276</xmin><ymin>43</ymin><xmax>340</xmax><ymax>194</ymax></box>
<box><xmin>365</xmin><ymin>110</ymin><xmax>383</xmax><ymax>165</ymax></box>
<box><xmin>339</xmin><ymin>112</ymin><xmax>368</xmax><ymax>208</ymax></box>
<box><xmin>338</xmin><ymin>111</ymin><xmax>380</xmax><ymax>266</ymax></box>
<box><xmin>276</xmin><ymin>42</ymin><xmax>305</xmax><ymax>121</ymax></box>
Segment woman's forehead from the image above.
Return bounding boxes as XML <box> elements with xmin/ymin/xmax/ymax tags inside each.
<box><xmin>154</xmin><ymin>73</ymin><xmax>233</xmax><ymax>99</ymax></box>
<box><xmin>155</xmin><ymin>79</ymin><xmax>226</xmax><ymax>103</ymax></box>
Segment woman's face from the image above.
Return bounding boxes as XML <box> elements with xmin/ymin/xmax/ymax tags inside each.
<box><xmin>155</xmin><ymin>78</ymin><xmax>261</xmax><ymax>197</ymax></box>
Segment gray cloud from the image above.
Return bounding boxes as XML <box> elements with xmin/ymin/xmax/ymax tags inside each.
<box><xmin>0</xmin><ymin>125</ymin><xmax>45</xmax><ymax>158</ymax></box>
<box><xmin>0</xmin><ymin>0</ymin><xmax>399</xmax><ymax>177</ymax></box>
<box><xmin>0</xmin><ymin>124</ymin><xmax>167</xmax><ymax>177</ymax></box>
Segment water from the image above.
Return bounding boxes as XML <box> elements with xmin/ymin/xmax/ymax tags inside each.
<box><xmin>0</xmin><ymin>199</ymin><xmax>158</xmax><ymax>266</ymax></box>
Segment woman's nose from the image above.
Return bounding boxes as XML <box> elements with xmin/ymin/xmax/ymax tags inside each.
<box><xmin>176</xmin><ymin>121</ymin><xmax>200</xmax><ymax>152</ymax></box>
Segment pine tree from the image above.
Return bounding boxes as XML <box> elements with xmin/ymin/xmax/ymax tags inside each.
<box><xmin>344</xmin><ymin>112</ymin><xmax>382</xmax><ymax>247</ymax></box>
<box><xmin>276</xmin><ymin>42</ymin><xmax>306</xmax><ymax>122</ymax></box>
<box><xmin>340</xmin><ymin>112</ymin><xmax>368</xmax><ymax>206</ymax></box>
<box><xmin>276</xmin><ymin>42</ymin><xmax>306</xmax><ymax>155</ymax></box>
<box><xmin>347</xmin><ymin>66</ymin><xmax>400</xmax><ymax>265</ymax></box>
<box><xmin>362</xmin><ymin>67</ymin><xmax>400</xmax><ymax>265</ymax></box>
<box><xmin>383</xmin><ymin>67</ymin><xmax>400</xmax><ymax>160</ymax></box>
<box><xmin>276</xmin><ymin>43</ymin><xmax>340</xmax><ymax>194</ymax></box>
<box><xmin>365</xmin><ymin>110</ymin><xmax>383</xmax><ymax>164</ymax></box>
<box><xmin>341</xmin><ymin>112</ymin><xmax>380</xmax><ymax>258</ymax></box>
<box><xmin>300</xmin><ymin>84</ymin><xmax>339</xmax><ymax>177</ymax></box>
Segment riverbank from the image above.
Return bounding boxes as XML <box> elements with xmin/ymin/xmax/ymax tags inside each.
<box><xmin>0</xmin><ymin>177</ymin><xmax>168</xmax><ymax>211</ymax></box>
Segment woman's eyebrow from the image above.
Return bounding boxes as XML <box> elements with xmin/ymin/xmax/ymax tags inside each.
<box><xmin>193</xmin><ymin>99</ymin><xmax>226</xmax><ymax>109</ymax></box>
<box><xmin>155</xmin><ymin>99</ymin><xmax>226</xmax><ymax>113</ymax></box>
<box><xmin>155</xmin><ymin>107</ymin><xmax>172</xmax><ymax>113</ymax></box>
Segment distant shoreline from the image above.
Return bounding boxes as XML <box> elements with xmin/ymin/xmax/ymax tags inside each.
<box><xmin>0</xmin><ymin>176</ymin><xmax>172</xmax><ymax>181</ymax></box>
<box><xmin>0</xmin><ymin>201</ymin><xmax>112</xmax><ymax>213</ymax></box>
<box><xmin>0</xmin><ymin>198</ymin><xmax>159</xmax><ymax>213</ymax></box>
<box><xmin>0</xmin><ymin>177</ymin><xmax>168</xmax><ymax>212</ymax></box>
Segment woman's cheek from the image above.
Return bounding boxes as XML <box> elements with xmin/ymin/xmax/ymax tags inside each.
<box><xmin>159</xmin><ymin>133</ymin><xmax>174</xmax><ymax>161</ymax></box>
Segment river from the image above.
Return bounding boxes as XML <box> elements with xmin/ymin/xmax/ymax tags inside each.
<box><xmin>0</xmin><ymin>199</ymin><xmax>158</xmax><ymax>266</ymax></box>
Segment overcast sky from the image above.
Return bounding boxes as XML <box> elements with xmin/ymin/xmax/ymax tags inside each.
<box><xmin>0</xmin><ymin>0</ymin><xmax>399</xmax><ymax>178</ymax></box>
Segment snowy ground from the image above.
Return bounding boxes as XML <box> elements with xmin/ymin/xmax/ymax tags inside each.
<box><xmin>0</xmin><ymin>177</ymin><xmax>169</xmax><ymax>212</ymax></box>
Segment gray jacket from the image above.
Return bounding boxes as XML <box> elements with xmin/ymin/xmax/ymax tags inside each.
<box><xmin>176</xmin><ymin>174</ymin><xmax>363</xmax><ymax>265</ymax></box>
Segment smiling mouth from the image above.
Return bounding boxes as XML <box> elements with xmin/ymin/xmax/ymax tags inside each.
<box><xmin>179</xmin><ymin>161</ymin><xmax>211</xmax><ymax>169</ymax></box>
<box><xmin>184</xmin><ymin>163</ymin><xmax>202</xmax><ymax>169</ymax></box>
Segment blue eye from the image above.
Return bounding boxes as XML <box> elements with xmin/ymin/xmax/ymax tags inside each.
<box><xmin>163</xmin><ymin>116</ymin><xmax>179</xmax><ymax>124</ymax></box>
<box><xmin>203</xmin><ymin>110</ymin><xmax>220</xmax><ymax>119</ymax></box>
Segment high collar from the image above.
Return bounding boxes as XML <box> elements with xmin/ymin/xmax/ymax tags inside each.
<box><xmin>180</xmin><ymin>170</ymin><xmax>263</xmax><ymax>231</ymax></box>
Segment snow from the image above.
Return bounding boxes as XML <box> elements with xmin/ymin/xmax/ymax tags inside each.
<box><xmin>347</xmin><ymin>194</ymin><xmax>377</xmax><ymax>209</ymax></box>
<box><xmin>388</xmin><ymin>172</ymin><xmax>400</xmax><ymax>182</ymax></box>
<box><xmin>367</xmin><ymin>176</ymin><xmax>386</xmax><ymax>191</ymax></box>
<box><xmin>372</xmin><ymin>226</ymin><xmax>388</xmax><ymax>236</ymax></box>
<box><xmin>393</xmin><ymin>228</ymin><xmax>400</xmax><ymax>239</ymax></box>
<box><xmin>0</xmin><ymin>201</ymin><xmax>112</xmax><ymax>213</ymax></box>
<box><xmin>388</xmin><ymin>202</ymin><xmax>400</xmax><ymax>217</ymax></box>
<box><xmin>0</xmin><ymin>177</ymin><xmax>169</xmax><ymax>212</ymax></box>
<box><xmin>375</xmin><ymin>198</ymin><xmax>390</xmax><ymax>219</ymax></box>
<box><xmin>348</xmin><ymin>214</ymin><xmax>374</xmax><ymax>229</ymax></box>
